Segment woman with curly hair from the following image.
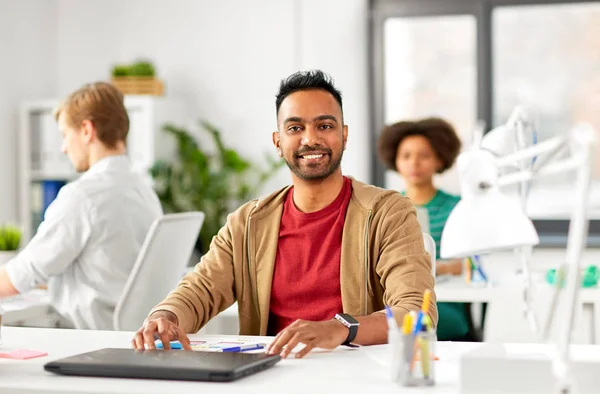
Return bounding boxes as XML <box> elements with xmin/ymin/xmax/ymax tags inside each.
<box><xmin>377</xmin><ymin>117</ymin><xmax>472</xmax><ymax>341</ymax></box>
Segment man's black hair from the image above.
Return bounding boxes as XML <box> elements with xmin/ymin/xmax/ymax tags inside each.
<box><xmin>275</xmin><ymin>70</ymin><xmax>343</xmax><ymax>116</ymax></box>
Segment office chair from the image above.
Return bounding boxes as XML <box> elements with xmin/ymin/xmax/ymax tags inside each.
<box><xmin>113</xmin><ymin>212</ymin><xmax>205</xmax><ymax>331</ymax></box>
<box><xmin>423</xmin><ymin>232</ymin><xmax>436</xmax><ymax>276</ymax></box>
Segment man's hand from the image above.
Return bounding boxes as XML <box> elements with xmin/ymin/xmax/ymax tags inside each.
<box><xmin>132</xmin><ymin>311</ymin><xmax>192</xmax><ymax>351</ymax></box>
<box><xmin>437</xmin><ymin>258</ymin><xmax>463</xmax><ymax>276</ymax></box>
<box><xmin>266</xmin><ymin>319</ymin><xmax>348</xmax><ymax>359</ymax></box>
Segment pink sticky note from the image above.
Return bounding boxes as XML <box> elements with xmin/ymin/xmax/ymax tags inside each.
<box><xmin>0</xmin><ymin>349</ymin><xmax>48</xmax><ymax>360</ymax></box>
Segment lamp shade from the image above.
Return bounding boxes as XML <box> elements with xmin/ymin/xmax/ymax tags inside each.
<box><xmin>480</xmin><ymin>124</ymin><xmax>518</xmax><ymax>157</ymax></box>
<box><xmin>440</xmin><ymin>190</ymin><xmax>540</xmax><ymax>259</ymax></box>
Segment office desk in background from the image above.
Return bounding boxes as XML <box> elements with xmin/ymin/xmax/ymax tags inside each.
<box><xmin>436</xmin><ymin>275</ymin><xmax>600</xmax><ymax>344</ymax></box>
<box><xmin>2</xmin><ymin>289</ymin><xmax>58</xmax><ymax>327</ymax></box>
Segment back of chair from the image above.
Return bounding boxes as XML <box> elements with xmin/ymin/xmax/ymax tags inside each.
<box><xmin>423</xmin><ymin>232</ymin><xmax>436</xmax><ymax>276</ymax></box>
<box><xmin>113</xmin><ymin>212</ymin><xmax>205</xmax><ymax>331</ymax></box>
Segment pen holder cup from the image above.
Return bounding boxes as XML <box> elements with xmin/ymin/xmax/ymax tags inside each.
<box><xmin>392</xmin><ymin>329</ymin><xmax>436</xmax><ymax>387</ymax></box>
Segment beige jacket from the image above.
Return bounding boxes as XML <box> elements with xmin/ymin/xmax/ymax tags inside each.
<box><xmin>151</xmin><ymin>178</ymin><xmax>437</xmax><ymax>335</ymax></box>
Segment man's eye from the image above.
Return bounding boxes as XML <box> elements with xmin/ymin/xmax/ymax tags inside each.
<box><xmin>288</xmin><ymin>126</ymin><xmax>302</xmax><ymax>132</ymax></box>
<box><xmin>320</xmin><ymin>124</ymin><xmax>333</xmax><ymax>130</ymax></box>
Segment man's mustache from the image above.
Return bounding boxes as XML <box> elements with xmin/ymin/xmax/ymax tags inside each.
<box><xmin>295</xmin><ymin>146</ymin><xmax>332</xmax><ymax>156</ymax></box>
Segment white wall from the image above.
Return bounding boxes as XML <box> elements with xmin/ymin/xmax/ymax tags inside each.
<box><xmin>299</xmin><ymin>0</ymin><xmax>370</xmax><ymax>183</ymax></box>
<box><xmin>55</xmin><ymin>0</ymin><xmax>371</xmax><ymax>194</ymax></box>
<box><xmin>0</xmin><ymin>0</ymin><xmax>58</xmax><ymax>223</ymax></box>
<box><xmin>0</xmin><ymin>0</ymin><xmax>370</xmax><ymax>223</ymax></box>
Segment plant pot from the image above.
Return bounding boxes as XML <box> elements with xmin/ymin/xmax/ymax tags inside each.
<box><xmin>0</xmin><ymin>251</ymin><xmax>17</xmax><ymax>266</ymax></box>
<box><xmin>111</xmin><ymin>77</ymin><xmax>164</xmax><ymax>96</ymax></box>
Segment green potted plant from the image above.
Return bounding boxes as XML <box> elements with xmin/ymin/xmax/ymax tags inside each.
<box><xmin>111</xmin><ymin>59</ymin><xmax>164</xmax><ymax>95</ymax></box>
<box><xmin>150</xmin><ymin>121</ymin><xmax>284</xmax><ymax>256</ymax></box>
<box><xmin>0</xmin><ymin>224</ymin><xmax>22</xmax><ymax>266</ymax></box>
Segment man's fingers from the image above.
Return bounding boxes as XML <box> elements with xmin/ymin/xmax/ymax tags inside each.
<box><xmin>156</xmin><ymin>319</ymin><xmax>172</xmax><ymax>350</ymax></box>
<box><xmin>133</xmin><ymin>331</ymin><xmax>145</xmax><ymax>350</ymax></box>
<box><xmin>281</xmin><ymin>332</ymin><xmax>304</xmax><ymax>359</ymax></box>
<box><xmin>268</xmin><ymin>329</ymin><xmax>294</xmax><ymax>355</ymax></box>
<box><xmin>266</xmin><ymin>331</ymin><xmax>283</xmax><ymax>353</ymax></box>
<box><xmin>295</xmin><ymin>342</ymin><xmax>315</xmax><ymax>359</ymax></box>
<box><xmin>176</xmin><ymin>328</ymin><xmax>192</xmax><ymax>350</ymax></box>
<box><xmin>142</xmin><ymin>321</ymin><xmax>159</xmax><ymax>349</ymax></box>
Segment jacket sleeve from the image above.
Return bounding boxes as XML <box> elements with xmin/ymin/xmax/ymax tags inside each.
<box><xmin>149</xmin><ymin>211</ymin><xmax>240</xmax><ymax>333</ymax></box>
<box><xmin>374</xmin><ymin>197</ymin><xmax>438</xmax><ymax>327</ymax></box>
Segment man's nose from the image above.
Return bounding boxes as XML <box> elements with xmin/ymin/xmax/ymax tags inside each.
<box><xmin>300</xmin><ymin>126</ymin><xmax>321</xmax><ymax>147</ymax></box>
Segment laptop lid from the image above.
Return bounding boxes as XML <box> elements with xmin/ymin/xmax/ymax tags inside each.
<box><xmin>44</xmin><ymin>348</ymin><xmax>281</xmax><ymax>382</ymax></box>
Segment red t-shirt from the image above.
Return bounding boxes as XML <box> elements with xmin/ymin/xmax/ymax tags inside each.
<box><xmin>267</xmin><ymin>177</ymin><xmax>352</xmax><ymax>335</ymax></box>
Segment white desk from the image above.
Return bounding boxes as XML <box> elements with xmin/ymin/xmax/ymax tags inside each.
<box><xmin>2</xmin><ymin>327</ymin><xmax>600</xmax><ymax>394</ymax></box>
<box><xmin>436</xmin><ymin>275</ymin><xmax>600</xmax><ymax>345</ymax></box>
<box><xmin>0</xmin><ymin>326</ymin><xmax>490</xmax><ymax>394</ymax></box>
<box><xmin>436</xmin><ymin>275</ymin><xmax>600</xmax><ymax>304</ymax></box>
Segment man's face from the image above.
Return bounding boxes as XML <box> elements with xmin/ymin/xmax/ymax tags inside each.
<box><xmin>59</xmin><ymin>113</ymin><xmax>90</xmax><ymax>173</ymax></box>
<box><xmin>273</xmin><ymin>89</ymin><xmax>348</xmax><ymax>181</ymax></box>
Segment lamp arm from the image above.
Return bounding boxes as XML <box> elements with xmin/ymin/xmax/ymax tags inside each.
<box><xmin>497</xmin><ymin>155</ymin><xmax>584</xmax><ymax>187</ymax></box>
<box><xmin>552</xmin><ymin>136</ymin><xmax>593</xmax><ymax>393</ymax></box>
<box><xmin>495</xmin><ymin>134</ymin><xmax>567</xmax><ymax>169</ymax></box>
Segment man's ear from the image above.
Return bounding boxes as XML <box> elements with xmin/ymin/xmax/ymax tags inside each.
<box><xmin>81</xmin><ymin>119</ymin><xmax>95</xmax><ymax>144</ymax></box>
<box><xmin>342</xmin><ymin>124</ymin><xmax>348</xmax><ymax>151</ymax></box>
<box><xmin>272</xmin><ymin>131</ymin><xmax>282</xmax><ymax>156</ymax></box>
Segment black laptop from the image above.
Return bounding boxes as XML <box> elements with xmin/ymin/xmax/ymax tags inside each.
<box><xmin>44</xmin><ymin>348</ymin><xmax>281</xmax><ymax>382</ymax></box>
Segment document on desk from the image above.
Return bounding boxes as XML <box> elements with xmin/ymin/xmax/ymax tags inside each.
<box><xmin>156</xmin><ymin>337</ymin><xmax>269</xmax><ymax>353</ymax></box>
<box><xmin>190</xmin><ymin>338</ymin><xmax>267</xmax><ymax>352</ymax></box>
<box><xmin>174</xmin><ymin>336</ymin><xmax>335</xmax><ymax>355</ymax></box>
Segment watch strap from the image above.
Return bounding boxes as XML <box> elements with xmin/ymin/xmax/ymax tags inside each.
<box><xmin>335</xmin><ymin>313</ymin><xmax>359</xmax><ymax>346</ymax></box>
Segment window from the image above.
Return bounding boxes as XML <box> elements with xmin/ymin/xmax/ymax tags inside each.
<box><xmin>493</xmin><ymin>2</ymin><xmax>600</xmax><ymax>184</ymax></box>
<box><xmin>383</xmin><ymin>15</ymin><xmax>477</xmax><ymax>194</ymax></box>
<box><xmin>371</xmin><ymin>0</ymin><xmax>600</xmax><ymax>246</ymax></box>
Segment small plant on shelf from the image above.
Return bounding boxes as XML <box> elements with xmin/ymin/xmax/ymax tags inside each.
<box><xmin>0</xmin><ymin>224</ymin><xmax>22</xmax><ymax>265</ymax></box>
<box><xmin>111</xmin><ymin>59</ymin><xmax>163</xmax><ymax>96</ymax></box>
<box><xmin>0</xmin><ymin>225</ymin><xmax>21</xmax><ymax>251</ymax></box>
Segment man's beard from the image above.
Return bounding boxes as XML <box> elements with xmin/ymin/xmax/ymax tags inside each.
<box><xmin>284</xmin><ymin>146</ymin><xmax>343</xmax><ymax>181</ymax></box>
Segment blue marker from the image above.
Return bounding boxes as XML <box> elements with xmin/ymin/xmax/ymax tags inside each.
<box><xmin>473</xmin><ymin>255</ymin><xmax>488</xmax><ymax>282</ymax></box>
<box><xmin>155</xmin><ymin>340</ymin><xmax>183</xmax><ymax>350</ymax></box>
<box><xmin>221</xmin><ymin>343</ymin><xmax>266</xmax><ymax>353</ymax></box>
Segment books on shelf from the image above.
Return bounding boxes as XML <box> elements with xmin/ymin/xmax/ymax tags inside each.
<box><xmin>31</xmin><ymin>111</ymin><xmax>75</xmax><ymax>177</ymax></box>
<box><xmin>29</xmin><ymin>181</ymin><xmax>67</xmax><ymax>234</ymax></box>
<box><xmin>41</xmin><ymin>180</ymin><xmax>66</xmax><ymax>220</ymax></box>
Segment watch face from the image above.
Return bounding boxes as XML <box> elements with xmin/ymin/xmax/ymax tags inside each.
<box><xmin>336</xmin><ymin>313</ymin><xmax>359</xmax><ymax>326</ymax></box>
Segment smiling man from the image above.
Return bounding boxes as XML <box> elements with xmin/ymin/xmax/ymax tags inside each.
<box><xmin>133</xmin><ymin>70</ymin><xmax>436</xmax><ymax>358</ymax></box>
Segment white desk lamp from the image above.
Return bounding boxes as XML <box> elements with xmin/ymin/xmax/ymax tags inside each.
<box><xmin>441</xmin><ymin>122</ymin><xmax>597</xmax><ymax>394</ymax></box>
<box><xmin>481</xmin><ymin>106</ymin><xmax>542</xmax><ymax>333</ymax></box>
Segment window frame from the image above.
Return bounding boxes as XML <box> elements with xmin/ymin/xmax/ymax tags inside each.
<box><xmin>369</xmin><ymin>0</ymin><xmax>600</xmax><ymax>246</ymax></box>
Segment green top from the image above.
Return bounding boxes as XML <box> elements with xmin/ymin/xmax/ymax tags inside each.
<box><xmin>402</xmin><ymin>189</ymin><xmax>469</xmax><ymax>341</ymax></box>
<box><xmin>403</xmin><ymin>189</ymin><xmax>461</xmax><ymax>260</ymax></box>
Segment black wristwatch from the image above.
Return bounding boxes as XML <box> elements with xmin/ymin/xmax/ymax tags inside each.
<box><xmin>334</xmin><ymin>313</ymin><xmax>359</xmax><ymax>346</ymax></box>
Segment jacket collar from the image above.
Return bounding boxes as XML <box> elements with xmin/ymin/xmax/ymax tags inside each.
<box><xmin>249</xmin><ymin>176</ymin><xmax>395</xmax><ymax>219</ymax></box>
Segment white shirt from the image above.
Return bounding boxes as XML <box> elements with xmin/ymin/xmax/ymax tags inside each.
<box><xmin>6</xmin><ymin>155</ymin><xmax>163</xmax><ymax>330</ymax></box>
